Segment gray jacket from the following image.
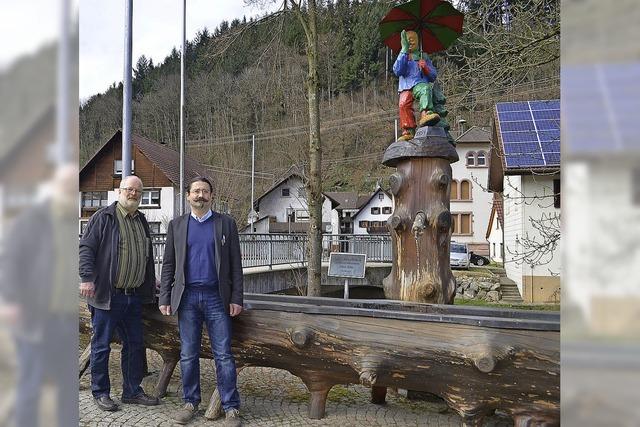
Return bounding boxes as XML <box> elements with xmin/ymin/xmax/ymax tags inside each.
<box><xmin>159</xmin><ymin>211</ymin><xmax>243</xmax><ymax>315</ymax></box>
<box><xmin>79</xmin><ymin>202</ymin><xmax>156</xmax><ymax>309</ymax></box>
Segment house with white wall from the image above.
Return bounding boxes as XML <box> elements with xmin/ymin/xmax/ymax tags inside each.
<box><xmin>488</xmin><ymin>100</ymin><xmax>561</xmax><ymax>303</ymax></box>
<box><xmin>451</xmin><ymin>126</ymin><xmax>494</xmax><ymax>255</ymax></box>
<box><xmin>79</xmin><ymin>130</ymin><xmax>206</xmax><ymax>234</ymax></box>
<box><xmin>351</xmin><ymin>186</ymin><xmax>393</xmax><ymax>235</ymax></box>
<box><xmin>486</xmin><ymin>193</ymin><xmax>504</xmax><ymax>263</ymax></box>
<box><xmin>323</xmin><ymin>192</ymin><xmax>369</xmax><ymax>235</ymax></box>
<box><xmin>244</xmin><ymin>168</ymin><xmax>335</xmax><ymax>234</ymax></box>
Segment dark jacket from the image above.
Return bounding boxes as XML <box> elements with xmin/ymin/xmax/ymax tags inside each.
<box><xmin>159</xmin><ymin>211</ymin><xmax>243</xmax><ymax>315</ymax></box>
<box><xmin>79</xmin><ymin>202</ymin><xmax>156</xmax><ymax>309</ymax></box>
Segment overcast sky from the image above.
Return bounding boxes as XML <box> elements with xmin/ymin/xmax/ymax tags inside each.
<box><xmin>79</xmin><ymin>0</ymin><xmax>278</xmax><ymax>101</ymax></box>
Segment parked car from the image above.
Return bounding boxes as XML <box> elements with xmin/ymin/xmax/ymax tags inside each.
<box><xmin>470</xmin><ymin>252</ymin><xmax>490</xmax><ymax>266</ymax></box>
<box><xmin>450</xmin><ymin>242</ymin><xmax>470</xmax><ymax>269</ymax></box>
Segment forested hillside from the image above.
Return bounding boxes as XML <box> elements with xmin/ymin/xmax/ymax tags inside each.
<box><xmin>80</xmin><ymin>0</ymin><xmax>559</xmax><ymax>222</ymax></box>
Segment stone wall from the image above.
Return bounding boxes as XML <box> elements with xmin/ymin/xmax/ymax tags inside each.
<box><xmin>454</xmin><ymin>272</ymin><xmax>502</xmax><ymax>302</ymax></box>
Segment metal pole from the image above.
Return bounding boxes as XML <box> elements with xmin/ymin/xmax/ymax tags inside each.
<box><xmin>122</xmin><ymin>0</ymin><xmax>133</xmax><ymax>178</ymax></box>
<box><xmin>250</xmin><ymin>134</ymin><xmax>256</xmax><ymax>232</ymax></box>
<box><xmin>394</xmin><ymin>119</ymin><xmax>398</xmax><ymax>141</ymax></box>
<box><xmin>56</xmin><ymin>0</ymin><xmax>70</xmax><ymax>165</ymax></box>
<box><xmin>344</xmin><ymin>279</ymin><xmax>349</xmax><ymax>299</ymax></box>
<box><xmin>179</xmin><ymin>0</ymin><xmax>186</xmax><ymax>215</ymax></box>
<box><xmin>385</xmin><ymin>46</ymin><xmax>388</xmax><ymax>84</ymax></box>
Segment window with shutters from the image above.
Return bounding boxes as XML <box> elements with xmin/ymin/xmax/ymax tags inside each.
<box><xmin>460</xmin><ymin>180</ymin><xmax>472</xmax><ymax>200</ymax></box>
<box><xmin>452</xmin><ymin>213</ymin><xmax>473</xmax><ymax>235</ymax></box>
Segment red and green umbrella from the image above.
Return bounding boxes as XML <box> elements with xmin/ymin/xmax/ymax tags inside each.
<box><xmin>379</xmin><ymin>0</ymin><xmax>464</xmax><ymax>54</ymax></box>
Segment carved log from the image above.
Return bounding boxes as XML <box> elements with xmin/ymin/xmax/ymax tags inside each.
<box><xmin>204</xmin><ymin>366</ymin><xmax>245</xmax><ymax>420</ymax></box>
<box><xmin>154</xmin><ymin>357</ymin><xmax>179</xmax><ymax>398</ymax></box>
<box><xmin>371</xmin><ymin>386</ymin><xmax>387</xmax><ymax>404</ymax></box>
<box><xmin>79</xmin><ymin>294</ymin><xmax>559</xmax><ymax>425</ymax></box>
<box><xmin>382</xmin><ymin>126</ymin><xmax>459</xmax><ymax>304</ymax></box>
<box><xmin>79</xmin><ymin>343</ymin><xmax>91</xmax><ymax>378</ymax></box>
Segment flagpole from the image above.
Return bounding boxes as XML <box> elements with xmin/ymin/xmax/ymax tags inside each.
<box><xmin>179</xmin><ymin>0</ymin><xmax>186</xmax><ymax>215</ymax></box>
<box><xmin>122</xmin><ymin>0</ymin><xmax>133</xmax><ymax>178</ymax></box>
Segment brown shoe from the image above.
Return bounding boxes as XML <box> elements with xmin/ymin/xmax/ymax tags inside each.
<box><xmin>419</xmin><ymin>110</ymin><xmax>440</xmax><ymax>127</ymax></box>
<box><xmin>174</xmin><ymin>402</ymin><xmax>198</xmax><ymax>425</ymax></box>
<box><xmin>225</xmin><ymin>408</ymin><xmax>242</xmax><ymax>427</ymax></box>
<box><xmin>397</xmin><ymin>129</ymin><xmax>414</xmax><ymax>141</ymax></box>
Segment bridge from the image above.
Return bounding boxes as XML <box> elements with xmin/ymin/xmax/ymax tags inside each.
<box><xmin>151</xmin><ymin>233</ymin><xmax>392</xmax><ymax>270</ymax></box>
<box><xmin>149</xmin><ymin>233</ymin><xmax>393</xmax><ymax>294</ymax></box>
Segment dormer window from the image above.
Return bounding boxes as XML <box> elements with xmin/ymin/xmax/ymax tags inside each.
<box><xmin>476</xmin><ymin>151</ymin><xmax>486</xmax><ymax>166</ymax></box>
<box><xmin>466</xmin><ymin>151</ymin><xmax>476</xmax><ymax>166</ymax></box>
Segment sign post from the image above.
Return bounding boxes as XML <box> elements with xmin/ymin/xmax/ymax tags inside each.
<box><xmin>328</xmin><ymin>253</ymin><xmax>367</xmax><ymax>300</ymax></box>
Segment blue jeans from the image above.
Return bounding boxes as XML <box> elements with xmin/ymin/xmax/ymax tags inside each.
<box><xmin>178</xmin><ymin>287</ymin><xmax>240</xmax><ymax>411</ymax></box>
<box><xmin>89</xmin><ymin>293</ymin><xmax>144</xmax><ymax>399</ymax></box>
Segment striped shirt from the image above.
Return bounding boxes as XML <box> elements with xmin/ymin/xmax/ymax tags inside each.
<box><xmin>114</xmin><ymin>202</ymin><xmax>148</xmax><ymax>289</ymax></box>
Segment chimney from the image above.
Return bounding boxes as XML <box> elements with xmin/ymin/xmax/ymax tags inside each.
<box><xmin>458</xmin><ymin>119</ymin><xmax>467</xmax><ymax>135</ymax></box>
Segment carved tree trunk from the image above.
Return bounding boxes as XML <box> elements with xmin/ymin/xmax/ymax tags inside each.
<box><xmin>78</xmin><ymin>294</ymin><xmax>560</xmax><ymax>426</ymax></box>
<box><xmin>382</xmin><ymin>127</ymin><xmax>459</xmax><ymax>304</ymax></box>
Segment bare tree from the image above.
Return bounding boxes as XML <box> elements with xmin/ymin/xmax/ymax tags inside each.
<box><xmin>243</xmin><ymin>0</ymin><xmax>323</xmax><ymax>296</ymax></box>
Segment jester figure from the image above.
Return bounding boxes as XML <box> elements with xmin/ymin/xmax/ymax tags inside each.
<box><xmin>393</xmin><ymin>29</ymin><xmax>440</xmax><ymax>141</ymax></box>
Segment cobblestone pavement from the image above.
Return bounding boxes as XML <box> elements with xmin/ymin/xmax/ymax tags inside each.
<box><xmin>80</xmin><ymin>347</ymin><xmax>513</xmax><ymax>426</ymax></box>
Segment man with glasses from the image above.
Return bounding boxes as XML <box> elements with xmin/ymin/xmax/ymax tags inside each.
<box><xmin>159</xmin><ymin>176</ymin><xmax>243</xmax><ymax>426</ymax></box>
<box><xmin>79</xmin><ymin>175</ymin><xmax>160</xmax><ymax>411</ymax></box>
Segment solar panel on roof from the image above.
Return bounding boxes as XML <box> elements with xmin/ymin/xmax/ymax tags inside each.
<box><xmin>501</xmin><ymin>131</ymin><xmax>538</xmax><ymax>143</ymax></box>
<box><xmin>529</xmin><ymin>100</ymin><xmax>559</xmax><ymax>110</ymax></box>
<box><xmin>496</xmin><ymin>99</ymin><xmax>561</xmax><ymax>169</ymax></box>
<box><xmin>496</xmin><ymin>102</ymin><xmax>530</xmax><ymax>113</ymax></box>
<box><xmin>498</xmin><ymin>111</ymin><xmax>532</xmax><ymax>121</ymax></box>
<box><xmin>532</xmin><ymin>110</ymin><xmax>559</xmax><ymax>120</ymax></box>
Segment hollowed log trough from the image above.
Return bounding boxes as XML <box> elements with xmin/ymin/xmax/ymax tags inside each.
<box><xmin>79</xmin><ymin>294</ymin><xmax>559</xmax><ymax>426</ymax></box>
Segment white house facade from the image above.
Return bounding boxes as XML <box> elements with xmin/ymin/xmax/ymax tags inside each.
<box><xmin>451</xmin><ymin>126</ymin><xmax>493</xmax><ymax>255</ymax></box>
<box><xmin>488</xmin><ymin>100</ymin><xmax>561</xmax><ymax>303</ymax></box>
<box><xmin>501</xmin><ymin>174</ymin><xmax>561</xmax><ymax>302</ymax></box>
<box><xmin>486</xmin><ymin>194</ymin><xmax>504</xmax><ymax>263</ymax></box>
<box><xmin>247</xmin><ymin>170</ymin><xmax>334</xmax><ymax>233</ymax></box>
<box><xmin>352</xmin><ymin>187</ymin><xmax>394</xmax><ymax>235</ymax></box>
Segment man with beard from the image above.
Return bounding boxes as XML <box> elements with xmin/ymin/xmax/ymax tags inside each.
<box><xmin>79</xmin><ymin>175</ymin><xmax>160</xmax><ymax>411</ymax></box>
<box><xmin>159</xmin><ymin>176</ymin><xmax>243</xmax><ymax>426</ymax></box>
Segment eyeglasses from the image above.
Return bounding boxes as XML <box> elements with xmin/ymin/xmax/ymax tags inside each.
<box><xmin>120</xmin><ymin>187</ymin><xmax>142</xmax><ymax>195</ymax></box>
<box><xmin>190</xmin><ymin>189</ymin><xmax>211</xmax><ymax>195</ymax></box>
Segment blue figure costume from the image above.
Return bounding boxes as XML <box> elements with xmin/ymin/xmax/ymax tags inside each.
<box><xmin>393</xmin><ymin>30</ymin><xmax>441</xmax><ymax>141</ymax></box>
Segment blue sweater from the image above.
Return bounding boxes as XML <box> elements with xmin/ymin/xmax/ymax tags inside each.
<box><xmin>185</xmin><ymin>215</ymin><xmax>219</xmax><ymax>288</ymax></box>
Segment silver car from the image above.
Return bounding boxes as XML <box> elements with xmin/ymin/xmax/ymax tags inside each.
<box><xmin>450</xmin><ymin>242</ymin><xmax>470</xmax><ymax>269</ymax></box>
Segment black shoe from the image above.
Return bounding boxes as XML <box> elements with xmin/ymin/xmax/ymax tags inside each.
<box><xmin>121</xmin><ymin>392</ymin><xmax>160</xmax><ymax>406</ymax></box>
<box><xmin>94</xmin><ymin>395</ymin><xmax>119</xmax><ymax>412</ymax></box>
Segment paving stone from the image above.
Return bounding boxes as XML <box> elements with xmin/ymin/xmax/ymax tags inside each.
<box><xmin>79</xmin><ymin>348</ymin><xmax>514</xmax><ymax>426</ymax></box>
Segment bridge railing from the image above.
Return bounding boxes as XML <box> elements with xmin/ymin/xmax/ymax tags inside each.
<box><xmin>148</xmin><ymin>233</ymin><xmax>392</xmax><ymax>271</ymax></box>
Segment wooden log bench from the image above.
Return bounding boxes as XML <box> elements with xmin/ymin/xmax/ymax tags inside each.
<box><xmin>79</xmin><ymin>293</ymin><xmax>559</xmax><ymax>426</ymax></box>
